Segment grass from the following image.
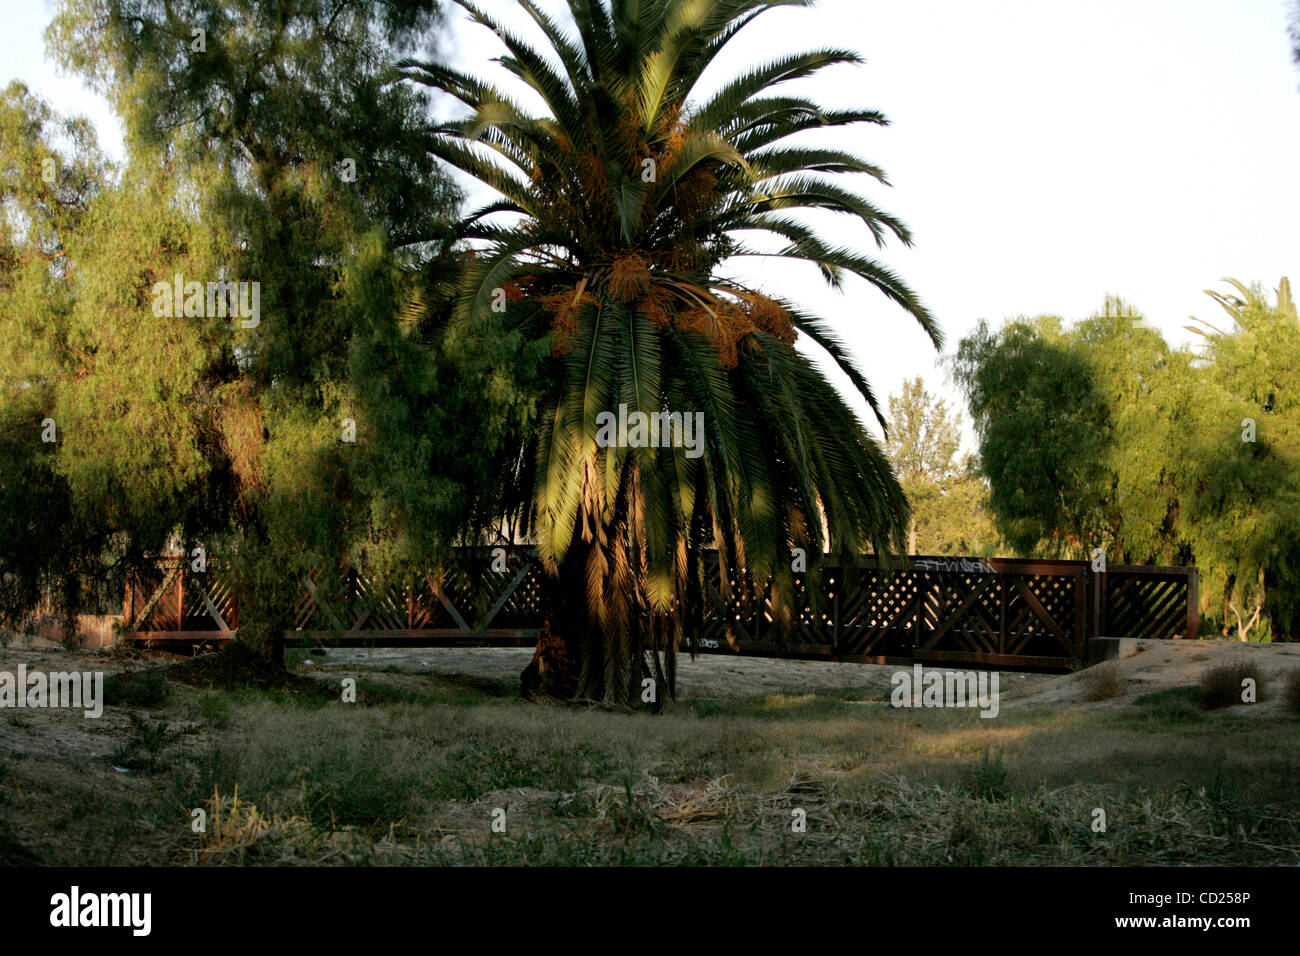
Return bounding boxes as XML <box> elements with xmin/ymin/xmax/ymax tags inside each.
<box><xmin>956</xmin><ymin>749</ymin><xmax>1009</xmax><ymax>801</ymax></box>
<box><xmin>3</xmin><ymin>656</ymin><xmax>1299</xmax><ymax>866</ymax></box>
<box><xmin>1129</xmin><ymin>686</ymin><xmax>1204</xmax><ymax>724</ymax></box>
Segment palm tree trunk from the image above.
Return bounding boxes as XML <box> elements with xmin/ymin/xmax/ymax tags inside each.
<box><xmin>520</xmin><ymin>532</ymin><xmax>660</xmax><ymax>708</ymax></box>
<box><xmin>521</xmin><ymin>538</ymin><xmax>589</xmax><ymax>701</ymax></box>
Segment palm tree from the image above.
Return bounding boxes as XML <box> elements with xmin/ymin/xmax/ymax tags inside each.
<box><xmin>400</xmin><ymin>0</ymin><xmax>940</xmax><ymax>706</ymax></box>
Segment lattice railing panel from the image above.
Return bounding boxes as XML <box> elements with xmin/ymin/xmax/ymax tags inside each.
<box><xmin>125</xmin><ymin>552</ymin><xmax>1197</xmax><ymax>671</ymax></box>
<box><xmin>1105</xmin><ymin>571</ymin><xmax>1192</xmax><ymax>641</ymax></box>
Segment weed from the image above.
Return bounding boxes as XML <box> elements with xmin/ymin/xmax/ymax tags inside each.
<box><xmin>958</xmin><ymin>749</ymin><xmax>1008</xmax><ymax>802</ymax></box>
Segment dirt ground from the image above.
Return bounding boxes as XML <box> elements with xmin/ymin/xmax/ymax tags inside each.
<box><xmin>315</xmin><ymin>644</ymin><xmax>1045</xmax><ymax>699</ymax></box>
<box><xmin>6</xmin><ymin>635</ymin><xmax>1300</xmax><ymax>720</ymax></box>
<box><xmin>317</xmin><ymin>637</ymin><xmax>1300</xmax><ymax>713</ymax></box>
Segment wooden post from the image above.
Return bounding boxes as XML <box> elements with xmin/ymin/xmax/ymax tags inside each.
<box><xmin>913</xmin><ymin>569</ymin><xmax>923</xmax><ymax>656</ymax></box>
<box><xmin>1094</xmin><ymin>566</ymin><xmax>1107</xmax><ymax>639</ymax></box>
<box><xmin>832</xmin><ymin>566</ymin><xmax>840</xmax><ymax>660</ymax></box>
<box><xmin>998</xmin><ymin>574</ymin><xmax>1007</xmax><ymax>654</ymax></box>
<box><xmin>1185</xmin><ymin>567</ymin><xmax>1199</xmax><ymax>640</ymax></box>
<box><xmin>1073</xmin><ymin>569</ymin><xmax>1086</xmax><ymax>665</ymax></box>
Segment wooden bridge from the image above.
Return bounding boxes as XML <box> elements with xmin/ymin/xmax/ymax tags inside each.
<box><xmin>123</xmin><ymin>550</ymin><xmax>1198</xmax><ymax>672</ymax></box>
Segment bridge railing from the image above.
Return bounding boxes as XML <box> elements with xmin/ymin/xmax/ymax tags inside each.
<box><xmin>123</xmin><ymin>550</ymin><xmax>1198</xmax><ymax>671</ymax></box>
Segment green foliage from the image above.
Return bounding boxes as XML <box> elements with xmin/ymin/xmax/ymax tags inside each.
<box><xmin>885</xmin><ymin>377</ymin><xmax>963</xmax><ymax>486</ymax></box>
<box><xmin>883</xmin><ymin>377</ymin><xmax>998</xmax><ymax>554</ymax></box>
<box><xmin>953</xmin><ymin>281</ymin><xmax>1300</xmax><ymax>642</ymax></box>
<box><xmin>1129</xmin><ymin>686</ymin><xmax>1203</xmax><ymax>725</ymax></box>
<box><xmin>0</xmin><ymin>82</ymin><xmax>114</xmax><ymax>630</ymax></box>
<box><xmin>198</xmin><ymin>692</ymin><xmax>232</xmax><ymax>728</ymax></box>
<box><xmin>1183</xmin><ymin>280</ymin><xmax>1300</xmax><ymax>641</ymax></box>
<box><xmin>110</xmin><ymin>713</ymin><xmax>189</xmax><ymax>772</ymax></box>
<box><xmin>103</xmin><ymin>669</ymin><xmax>170</xmax><ymax>709</ymax></box>
<box><xmin>950</xmin><ymin>317</ymin><xmax>1110</xmax><ymax>556</ymax></box>
<box><xmin>434</xmin><ymin>740</ymin><xmax>615</xmax><ymax>800</ymax></box>
<box><xmin>0</xmin><ymin>2</ymin><xmax>541</xmax><ymax>649</ymax></box>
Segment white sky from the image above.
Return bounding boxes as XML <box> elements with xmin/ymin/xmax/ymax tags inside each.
<box><xmin>5</xmin><ymin>0</ymin><xmax>1300</xmax><ymax>444</ymax></box>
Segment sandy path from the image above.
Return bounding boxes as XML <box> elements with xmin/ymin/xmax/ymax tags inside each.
<box><xmin>317</xmin><ymin>645</ymin><xmax>1047</xmax><ymax>700</ymax></box>
<box><xmin>320</xmin><ymin>638</ymin><xmax>1300</xmax><ymax>711</ymax></box>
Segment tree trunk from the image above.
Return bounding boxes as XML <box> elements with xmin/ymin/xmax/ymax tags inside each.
<box><xmin>521</xmin><ymin>536</ymin><xmax>591</xmax><ymax>702</ymax></box>
<box><xmin>521</xmin><ymin>460</ymin><xmax>674</xmax><ymax>708</ymax></box>
<box><xmin>520</xmin><ymin>616</ymin><xmax>576</xmax><ymax>700</ymax></box>
<box><xmin>519</xmin><ymin>536</ymin><xmax>667</xmax><ymax>708</ymax></box>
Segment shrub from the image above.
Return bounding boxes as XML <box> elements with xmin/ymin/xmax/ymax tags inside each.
<box><xmin>1197</xmin><ymin>662</ymin><xmax>1264</xmax><ymax>710</ymax></box>
<box><xmin>1283</xmin><ymin>669</ymin><xmax>1300</xmax><ymax>716</ymax></box>
<box><xmin>103</xmin><ymin>670</ymin><xmax>170</xmax><ymax>709</ymax></box>
<box><xmin>1079</xmin><ymin>661</ymin><xmax>1125</xmax><ymax>701</ymax></box>
<box><xmin>110</xmin><ymin>714</ymin><xmax>188</xmax><ymax>773</ymax></box>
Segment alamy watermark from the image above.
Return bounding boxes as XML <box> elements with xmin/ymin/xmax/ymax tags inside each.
<box><xmin>0</xmin><ymin>666</ymin><xmax>103</xmax><ymax>718</ymax></box>
<box><xmin>594</xmin><ymin>403</ymin><xmax>704</xmax><ymax>459</ymax></box>
<box><xmin>151</xmin><ymin>274</ymin><xmax>260</xmax><ymax>328</ymax></box>
<box><xmin>50</xmin><ymin>886</ymin><xmax>150</xmax><ymax>936</ymax></box>
<box><xmin>890</xmin><ymin>663</ymin><xmax>999</xmax><ymax>718</ymax></box>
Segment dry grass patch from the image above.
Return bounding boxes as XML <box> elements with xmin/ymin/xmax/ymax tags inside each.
<box><xmin>1198</xmin><ymin>662</ymin><xmax>1266</xmax><ymax>710</ymax></box>
<box><xmin>1284</xmin><ymin>668</ymin><xmax>1300</xmax><ymax>716</ymax></box>
<box><xmin>1078</xmin><ymin>661</ymin><xmax>1125</xmax><ymax>701</ymax></box>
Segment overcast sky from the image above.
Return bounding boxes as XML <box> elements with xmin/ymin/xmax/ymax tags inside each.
<box><xmin>5</xmin><ymin>0</ymin><xmax>1300</xmax><ymax>445</ymax></box>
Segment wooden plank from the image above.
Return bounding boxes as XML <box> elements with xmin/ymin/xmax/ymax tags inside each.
<box><xmin>479</xmin><ymin>561</ymin><xmax>534</xmax><ymax>629</ymax></box>
<box><xmin>428</xmin><ymin>571</ymin><xmax>470</xmax><ymax>631</ymax></box>
<box><xmin>913</xmin><ymin>649</ymin><xmax>1077</xmax><ymax>669</ymax></box>
<box><xmin>282</xmin><ymin>629</ymin><xmax>541</xmax><ymax>648</ymax></box>
<box><xmin>303</xmin><ymin>574</ymin><xmax>345</xmax><ymax>630</ymax></box>
<box><xmin>197</xmin><ymin>582</ymin><xmax>230</xmax><ymax>632</ymax></box>
<box><xmin>130</xmin><ymin>566</ymin><xmax>179</xmax><ymax>631</ymax></box>
<box><xmin>131</xmin><ymin>630</ymin><xmax>237</xmax><ymax>641</ymax></box>
<box><xmin>1013</xmin><ymin>576</ymin><xmax>1069</xmax><ymax>643</ymax></box>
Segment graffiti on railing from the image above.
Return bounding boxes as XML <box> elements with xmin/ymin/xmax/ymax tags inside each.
<box><xmin>911</xmin><ymin>557</ymin><xmax>996</xmax><ymax>574</ymax></box>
